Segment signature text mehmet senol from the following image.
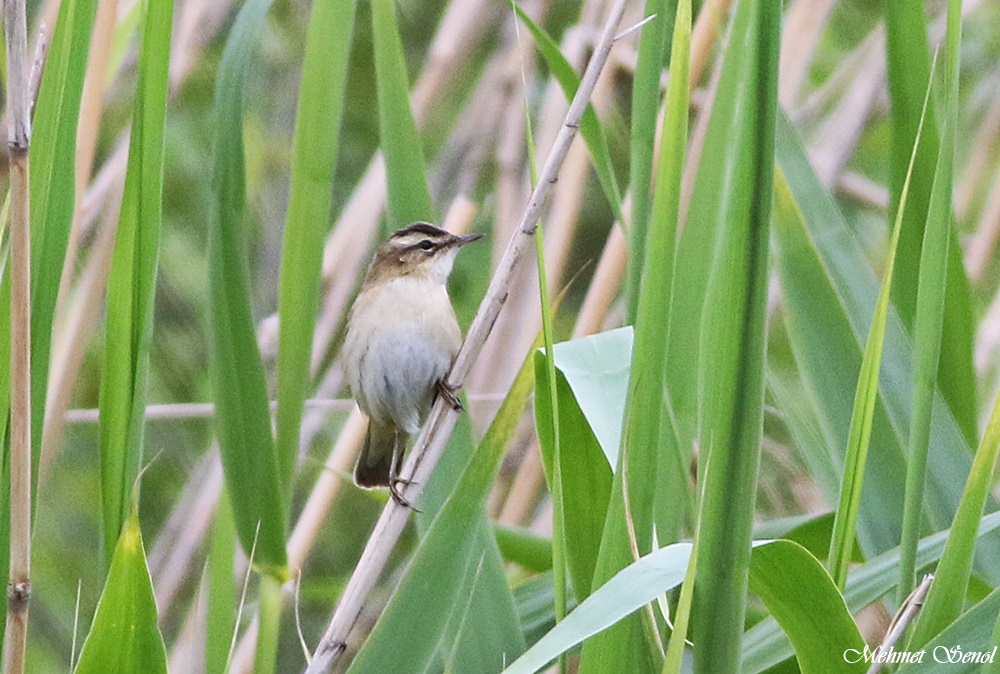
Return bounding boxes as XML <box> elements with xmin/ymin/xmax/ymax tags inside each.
<box><xmin>844</xmin><ymin>645</ymin><xmax>998</xmax><ymax>665</ymax></box>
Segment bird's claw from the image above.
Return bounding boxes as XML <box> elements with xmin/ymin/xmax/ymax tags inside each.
<box><xmin>436</xmin><ymin>379</ymin><xmax>464</xmax><ymax>412</ymax></box>
<box><xmin>389</xmin><ymin>475</ymin><xmax>420</xmax><ymax>511</ymax></box>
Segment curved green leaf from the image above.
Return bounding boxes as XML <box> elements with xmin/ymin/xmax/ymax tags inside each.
<box><xmin>29</xmin><ymin>0</ymin><xmax>96</xmax><ymax>466</ymax></box>
<box><xmin>98</xmin><ymin>0</ymin><xmax>173</xmax><ymax>559</ymax></box>
<box><xmin>372</xmin><ymin>0</ymin><xmax>433</xmax><ymax>230</ymax></box>
<box><xmin>274</xmin><ymin>0</ymin><xmax>358</xmax><ymax>497</ymax></box>
<box><xmin>74</xmin><ymin>511</ymin><xmax>167</xmax><ymax>674</ymax></box>
<box><xmin>206</xmin><ymin>0</ymin><xmax>288</xmax><ymax>576</ymax></box>
<box><xmin>506</xmin><ymin>539</ymin><xmax>862</xmax><ymax>674</ymax></box>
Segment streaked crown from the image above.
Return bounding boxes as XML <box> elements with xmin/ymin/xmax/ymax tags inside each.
<box><xmin>365</xmin><ymin>222</ymin><xmax>483</xmax><ymax>285</ymax></box>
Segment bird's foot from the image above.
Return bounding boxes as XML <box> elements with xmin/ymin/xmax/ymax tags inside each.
<box><xmin>436</xmin><ymin>379</ymin><xmax>464</xmax><ymax>412</ymax></box>
<box><xmin>389</xmin><ymin>475</ymin><xmax>421</xmax><ymax>511</ymax></box>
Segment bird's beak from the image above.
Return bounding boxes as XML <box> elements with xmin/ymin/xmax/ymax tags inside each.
<box><xmin>456</xmin><ymin>232</ymin><xmax>485</xmax><ymax>246</ymax></box>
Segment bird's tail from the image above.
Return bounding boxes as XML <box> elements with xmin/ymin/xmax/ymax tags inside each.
<box><xmin>355</xmin><ymin>420</ymin><xmax>400</xmax><ymax>488</ymax></box>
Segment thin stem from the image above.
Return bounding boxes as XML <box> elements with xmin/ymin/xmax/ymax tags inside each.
<box><xmin>3</xmin><ymin>0</ymin><xmax>34</xmax><ymax>670</ymax></box>
<box><xmin>304</xmin><ymin>0</ymin><xmax>629</xmax><ymax>670</ymax></box>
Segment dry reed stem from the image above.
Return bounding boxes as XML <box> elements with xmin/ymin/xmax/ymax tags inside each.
<box><xmin>3</xmin><ymin>0</ymin><xmax>32</xmax><ymax>669</ymax></box>
<box><xmin>471</xmin><ymin>18</ymin><xmax>595</xmax><ymax>402</ymax></box>
<box><xmin>836</xmin><ymin>171</ymin><xmax>889</xmax><ymax>211</ymax></box>
<box><xmin>304</xmin><ymin>3</ymin><xmax>629</xmax><ymax>670</ymax></box>
<box><xmin>975</xmin><ymin>268</ymin><xmax>1000</xmax><ymax>373</ymax></box>
<box><xmin>494</xmin><ymin>1</ymin><xmax>542</xmax><ymax>269</ymax></box>
<box><xmin>51</xmin><ymin>0</ymin><xmax>120</xmax><ymax>353</ymax></box>
<box><xmin>956</xmin><ymin>90</ymin><xmax>1000</xmax><ymax>222</ymax></box>
<box><xmin>778</xmin><ymin>0</ymin><xmax>836</xmax><ymax>109</ymax></box>
<box><xmin>967</xmin><ymin>166</ymin><xmax>1000</xmax><ymax>283</ymax></box>
<box><xmin>150</xmin><ymin>459</ymin><xmax>223</xmax><ymax>613</ymax></box>
<box><xmin>808</xmin><ymin>36</ymin><xmax>884</xmax><ymax>187</ymax></box>
<box><xmin>689</xmin><ymin>0</ymin><xmax>732</xmax><ymax>88</ymax></box>
<box><xmin>38</xmin><ymin>191</ymin><xmax>120</xmax><ymax>485</ymax></box>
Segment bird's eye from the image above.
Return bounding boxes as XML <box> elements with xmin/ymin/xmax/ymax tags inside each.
<box><xmin>418</xmin><ymin>239</ymin><xmax>434</xmax><ymax>251</ymax></box>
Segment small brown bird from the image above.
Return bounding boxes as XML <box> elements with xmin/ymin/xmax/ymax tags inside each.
<box><xmin>343</xmin><ymin>222</ymin><xmax>483</xmax><ymax>507</ymax></box>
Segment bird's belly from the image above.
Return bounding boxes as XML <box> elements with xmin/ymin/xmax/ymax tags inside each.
<box><xmin>343</xmin><ymin>277</ymin><xmax>462</xmax><ymax>432</ymax></box>
<box><xmin>352</xmin><ymin>328</ymin><xmax>453</xmax><ymax>433</ymax></box>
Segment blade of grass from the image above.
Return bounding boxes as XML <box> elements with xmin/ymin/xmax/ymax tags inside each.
<box><xmin>689</xmin><ymin>0</ymin><xmax>778</xmax><ymax>669</ymax></box>
<box><xmin>885</xmin><ymin>0</ymin><xmax>976</xmax><ymax>446</ymax></box>
<box><xmin>515</xmin><ymin>16</ymin><xmax>568</xmax><ymax>661</ymax></box>
<box><xmin>74</xmin><ymin>508</ymin><xmax>168</xmax><ymax>674</ymax></box>
<box><xmin>372</xmin><ymin>0</ymin><xmax>433</xmax><ymax>231</ymax></box>
<box><xmin>206</xmin><ymin>0</ymin><xmax>289</xmax><ymax>576</ymax></box>
<box><xmin>827</xmin><ymin>56</ymin><xmax>935</xmax><ymax>590</ymax></box>
<box><xmin>29</xmin><ymin>0</ymin><xmax>96</xmax><ymax>472</ymax></box>
<box><xmin>97</xmin><ymin>0</ymin><xmax>173</xmax><ymax>560</ymax></box>
<box><xmin>626</xmin><ymin>0</ymin><xmax>671</xmax><ymax>323</ymax></box>
<box><xmin>898</xmin><ymin>0</ymin><xmax>961</xmax><ymax>604</ymax></box>
<box><xmin>907</xmin><ymin>390</ymin><xmax>1000</xmax><ymax>648</ymax></box>
<box><xmin>273</xmin><ymin>0</ymin><xmax>357</xmax><ymax>498</ymax></box>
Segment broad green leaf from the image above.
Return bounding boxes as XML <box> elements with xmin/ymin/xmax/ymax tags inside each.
<box><xmin>898</xmin><ymin>0</ymin><xmax>961</xmax><ymax>604</ymax></box>
<box><xmin>747</xmin><ymin>540</ymin><xmax>864</xmax><ymax>674</ymax></box>
<box><xmin>513</xmin><ymin>573</ymin><xmax>566</xmax><ymax>649</ymax></box>
<box><xmin>506</xmin><ymin>540</ymin><xmax>860</xmax><ymax>674</ymax></box>
<box><xmin>689</xmin><ymin>0</ymin><xmax>778</xmax><ymax>672</ymax></box>
<box><xmin>98</xmin><ymin>0</ymin><xmax>173</xmax><ymax>559</ymax></box>
<box><xmin>741</xmin><ymin>511</ymin><xmax>1000</xmax><ymax>673</ymax></box>
<box><xmin>885</xmin><ymin>0</ymin><xmax>976</xmax><ymax>445</ymax></box>
<box><xmin>772</xmin><ymin>113</ymin><xmax>1000</xmax><ymax>577</ymax></box>
<box><xmin>578</xmin><ymin>0</ymin><xmax>692</xmax><ymax>668</ymax></box>
<box><xmin>899</xmin><ymin>586</ymin><xmax>1000</xmax><ymax>674</ymax></box>
<box><xmin>274</xmin><ymin>0</ymin><xmax>358</xmax><ymax>496</ymax></box>
<box><xmin>514</xmin><ymin>5</ymin><xmax>624</xmax><ymax>225</ymax></box>
<box><xmin>346</xmin><ymin>338</ymin><xmax>537</xmax><ymax>673</ymax></box>
<box><xmin>627</xmin><ymin>0</ymin><xmax>672</xmax><ymax>323</ymax></box>
<box><xmin>206</xmin><ymin>0</ymin><xmax>288</xmax><ymax>575</ymax></box>
<box><xmin>543</xmin><ymin>326</ymin><xmax>632</xmax><ymax>467</ymax></box>
<box><xmin>74</xmin><ymin>511</ymin><xmax>167</xmax><ymax>674</ymax></box>
<box><xmin>437</xmin><ymin>529</ymin><xmax>525</xmax><ymax>674</ymax></box>
<box><xmin>372</xmin><ymin>0</ymin><xmax>433</xmax><ymax>230</ymax></box>
<box><xmin>29</xmin><ymin>0</ymin><xmax>96</xmax><ymax>469</ymax></box>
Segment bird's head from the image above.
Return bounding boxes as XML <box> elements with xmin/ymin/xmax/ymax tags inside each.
<box><xmin>369</xmin><ymin>222</ymin><xmax>484</xmax><ymax>284</ymax></box>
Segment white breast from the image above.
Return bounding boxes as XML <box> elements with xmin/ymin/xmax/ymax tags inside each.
<box><xmin>343</xmin><ymin>275</ymin><xmax>461</xmax><ymax>432</ymax></box>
